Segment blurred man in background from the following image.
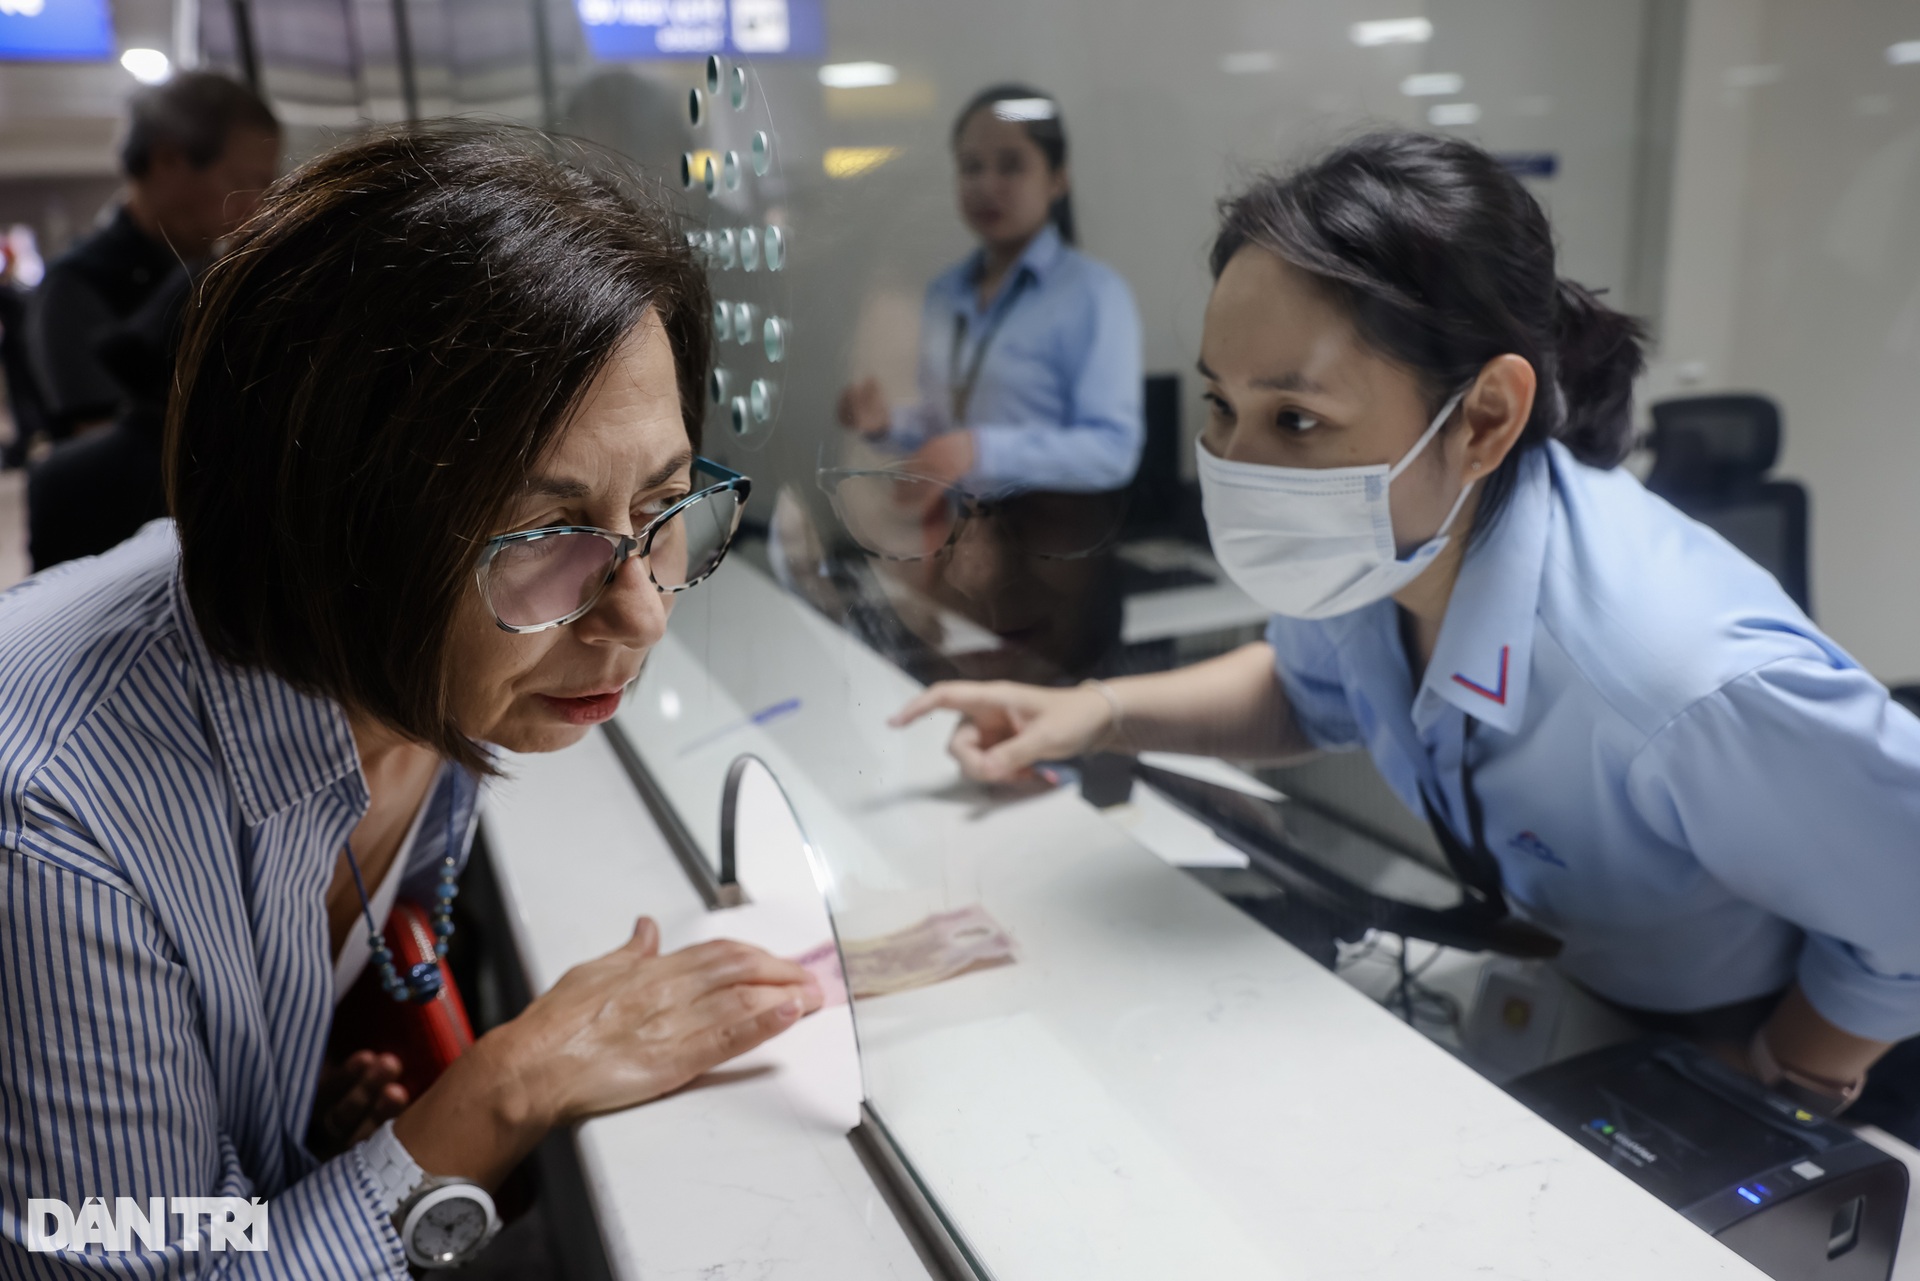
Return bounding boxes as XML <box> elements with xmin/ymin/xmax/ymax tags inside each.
<box><xmin>24</xmin><ymin>71</ymin><xmax>278</xmax><ymax>569</ymax></box>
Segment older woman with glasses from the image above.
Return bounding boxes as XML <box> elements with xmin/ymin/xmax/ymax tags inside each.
<box><xmin>0</xmin><ymin>128</ymin><xmax>819</xmax><ymax>1277</ymax></box>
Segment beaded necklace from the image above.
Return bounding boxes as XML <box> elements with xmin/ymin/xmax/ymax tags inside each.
<box><xmin>342</xmin><ymin>792</ymin><xmax>461</xmax><ymax>1004</ymax></box>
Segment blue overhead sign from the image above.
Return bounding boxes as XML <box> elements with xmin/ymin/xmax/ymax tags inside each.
<box><xmin>576</xmin><ymin>0</ymin><xmax>824</xmax><ymax>59</ymax></box>
<box><xmin>0</xmin><ymin>0</ymin><xmax>114</xmax><ymax>61</ymax></box>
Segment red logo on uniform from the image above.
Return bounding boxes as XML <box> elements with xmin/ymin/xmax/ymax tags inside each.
<box><xmin>1452</xmin><ymin>646</ymin><xmax>1510</xmax><ymax>705</ymax></box>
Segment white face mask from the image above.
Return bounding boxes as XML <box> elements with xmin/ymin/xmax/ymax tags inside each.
<box><xmin>1197</xmin><ymin>390</ymin><xmax>1473</xmax><ymax>620</ymax></box>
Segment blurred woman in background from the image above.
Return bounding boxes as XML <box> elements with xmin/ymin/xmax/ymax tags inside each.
<box><xmin>836</xmin><ymin>82</ymin><xmax>1142</xmax><ymax>493</ymax></box>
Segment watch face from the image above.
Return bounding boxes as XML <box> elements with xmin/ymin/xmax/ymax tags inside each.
<box><xmin>413</xmin><ymin>1194</ymin><xmax>489</xmax><ymax>1264</ymax></box>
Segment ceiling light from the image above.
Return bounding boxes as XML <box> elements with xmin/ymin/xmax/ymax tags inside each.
<box><xmin>823</xmin><ymin>146</ymin><xmax>901</xmax><ymax>179</ymax></box>
<box><xmin>1723</xmin><ymin>64</ymin><xmax>1782</xmax><ymax>88</ymax></box>
<box><xmin>993</xmin><ymin>97</ymin><xmax>1056</xmax><ymax>122</ymax></box>
<box><xmin>1401</xmin><ymin>72</ymin><xmax>1463</xmax><ymax>96</ymax></box>
<box><xmin>1427</xmin><ymin>102</ymin><xmax>1481</xmax><ymax>126</ymax></box>
<box><xmin>818</xmin><ymin>62</ymin><xmax>898</xmax><ymax>89</ymax></box>
<box><xmin>1221</xmin><ymin>50</ymin><xmax>1278</xmax><ymax>75</ymax></box>
<box><xmin>120</xmin><ymin>48</ymin><xmax>172</xmax><ymax>84</ymax></box>
<box><xmin>1887</xmin><ymin>41</ymin><xmax>1920</xmax><ymax>66</ymax></box>
<box><xmin>1351</xmin><ymin>18</ymin><xmax>1433</xmax><ymax>47</ymax></box>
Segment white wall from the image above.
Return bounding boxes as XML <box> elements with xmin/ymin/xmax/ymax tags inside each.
<box><xmin>1658</xmin><ymin>0</ymin><xmax>1920</xmax><ymax>679</ymax></box>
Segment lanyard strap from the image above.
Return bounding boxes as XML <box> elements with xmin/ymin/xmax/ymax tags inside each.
<box><xmin>948</xmin><ymin>272</ymin><xmax>1031</xmax><ymax>426</ymax></box>
<box><xmin>1420</xmin><ymin>719</ymin><xmax>1510</xmax><ymax>915</ymax></box>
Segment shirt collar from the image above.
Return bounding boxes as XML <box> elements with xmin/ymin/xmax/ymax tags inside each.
<box><xmin>170</xmin><ymin>566</ymin><xmax>365</xmax><ymax>826</ymax></box>
<box><xmin>963</xmin><ymin>222</ymin><xmax>1066</xmax><ymax>298</ymax></box>
<box><xmin>1413</xmin><ymin>446</ymin><xmax>1553</xmax><ymax>734</ymax></box>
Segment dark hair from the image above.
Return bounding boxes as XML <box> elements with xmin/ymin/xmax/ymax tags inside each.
<box><xmin>121</xmin><ymin>71</ymin><xmax>279</xmax><ymax>179</ymax></box>
<box><xmin>952</xmin><ymin>82</ymin><xmax>1076</xmax><ymax>245</ymax></box>
<box><xmin>167</xmin><ymin>125</ymin><xmax>711</xmax><ymax>773</ymax></box>
<box><xmin>1211</xmin><ymin>130</ymin><xmax>1646</xmax><ymax>535</ymax></box>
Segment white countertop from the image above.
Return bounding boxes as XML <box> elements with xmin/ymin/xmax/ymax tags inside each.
<box><xmin>481</xmin><ymin>558</ymin><xmax>1767</xmax><ymax>1280</ymax></box>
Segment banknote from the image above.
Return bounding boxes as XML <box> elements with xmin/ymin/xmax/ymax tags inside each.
<box><xmin>791</xmin><ymin>905</ymin><xmax>1015</xmax><ymax>1005</ymax></box>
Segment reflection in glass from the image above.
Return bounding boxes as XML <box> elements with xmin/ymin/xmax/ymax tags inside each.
<box><xmin>763</xmin><ymin>225</ymin><xmax>785</xmax><ymax>270</ymax></box>
<box><xmin>750</xmin><ymin>378</ymin><xmax>775</xmax><ymax>424</ymax></box>
<box><xmin>731</xmin><ymin>65</ymin><xmax>749</xmax><ymax>111</ymax></box>
<box><xmin>763</xmin><ymin>316</ymin><xmax>786</xmax><ymax>362</ymax></box>
<box><xmin>687</xmin><ymin>88</ymin><xmax>703</xmax><ymax>126</ymax></box>
<box><xmin>751</xmin><ymin>131</ymin><xmax>771</xmax><ymax>176</ymax></box>
<box><xmin>740</xmin><ymin>227</ymin><xmax>760</xmax><ymax>272</ymax></box>
<box><xmin>776</xmin><ymin>476</ymin><xmax>1127</xmax><ymax>685</ymax></box>
<box><xmin>712</xmin><ymin>300</ymin><xmax>732</xmax><ymax>342</ymax></box>
<box><xmin>820</xmin><ymin>470</ymin><xmax>1126</xmax><ymax>562</ymax></box>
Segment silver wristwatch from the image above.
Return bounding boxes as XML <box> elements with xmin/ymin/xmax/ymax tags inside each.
<box><xmin>362</xmin><ymin>1120</ymin><xmax>501</xmax><ymax>1269</ymax></box>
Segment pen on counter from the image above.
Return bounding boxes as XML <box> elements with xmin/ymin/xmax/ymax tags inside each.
<box><xmin>677</xmin><ymin>696</ymin><xmax>803</xmax><ymax>756</ymax></box>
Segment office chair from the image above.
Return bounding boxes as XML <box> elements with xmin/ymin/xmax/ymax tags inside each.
<box><xmin>1644</xmin><ymin>393</ymin><xmax>1812</xmax><ymax>617</ymax></box>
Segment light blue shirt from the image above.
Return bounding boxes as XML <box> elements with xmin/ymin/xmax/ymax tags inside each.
<box><xmin>1268</xmin><ymin>443</ymin><xmax>1920</xmax><ymax>1041</ymax></box>
<box><xmin>887</xmin><ymin>223</ymin><xmax>1144</xmax><ymax>494</ymax></box>
<box><xmin>0</xmin><ymin>522</ymin><xmax>477</xmax><ymax>1277</ymax></box>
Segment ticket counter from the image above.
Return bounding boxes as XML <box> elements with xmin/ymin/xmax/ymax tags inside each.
<box><xmin>479</xmin><ymin>551</ymin><xmax>1777</xmax><ymax>1279</ymax></box>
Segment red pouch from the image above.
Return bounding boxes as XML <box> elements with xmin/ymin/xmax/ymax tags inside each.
<box><xmin>328</xmin><ymin>899</ymin><xmax>475</xmax><ymax>1101</ymax></box>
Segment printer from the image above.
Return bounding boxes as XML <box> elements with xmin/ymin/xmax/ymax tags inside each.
<box><xmin>1510</xmin><ymin>1038</ymin><xmax>1908</xmax><ymax>1281</ymax></box>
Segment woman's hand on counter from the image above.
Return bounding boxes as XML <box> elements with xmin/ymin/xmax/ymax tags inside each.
<box><xmin>836</xmin><ymin>377</ymin><xmax>892</xmax><ymax>437</ymax></box>
<box><xmin>391</xmin><ymin>917</ymin><xmax>822</xmax><ymax>1188</ymax></box>
<box><xmin>891</xmin><ymin>680</ymin><xmax>1117</xmax><ymax>785</ymax></box>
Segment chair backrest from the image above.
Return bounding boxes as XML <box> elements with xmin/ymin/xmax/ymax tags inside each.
<box><xmin>1645</xmin><ymin>393</ymin><xmax>1780</xmax><ymax>498</ymax></box>
<box><xmin>1122</xmin><ymin>372</ymin><xmax>1182</xmax><ymax>536</ymax></box>
<box><xmin>1646</xmin><ymin>393</ymin><xmax>1812</xmax><ymax>617</ymax></box>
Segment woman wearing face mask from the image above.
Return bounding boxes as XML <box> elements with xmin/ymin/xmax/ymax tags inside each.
<box><xmin>835</xmin><ymin>83</ymin><xmax>1143</xmax><ymax>495</ymax></box>
<box><xmin>895</xmin><ymin>131</ymin><xmax>1920</xmax><ymax>1135</ymax></box>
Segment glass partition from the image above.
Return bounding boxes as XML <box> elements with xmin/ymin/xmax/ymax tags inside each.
<box><xmin>180</xmin><ymin>0</ymin><xmax>1920</xmax><ymax>1271</ymax></box>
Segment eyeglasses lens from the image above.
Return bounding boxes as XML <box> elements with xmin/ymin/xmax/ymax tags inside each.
<box><xmin>648</xmin><ymin>489</ymin><xmax>742</xmax><ymax>590</ymax></box>
<box><xmin>487</xmin><ymin>531</ymin><xmax>619</xmax><ymax>629</ymax></box>
<box><xmin>829</xmin><ymin>474</ymin><xmax>962</xmax><ymax>559</ymax></box>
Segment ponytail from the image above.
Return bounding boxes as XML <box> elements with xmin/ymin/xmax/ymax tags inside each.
<box><xmin>1550</xmin><ymin>278</ymin><xmax>1645</xmax><ymax>468</ymax></box>
<box><xmin>1212</xmin><ymin>130</ymin><xmax>1648</xmax><ymax>537</ymax></box>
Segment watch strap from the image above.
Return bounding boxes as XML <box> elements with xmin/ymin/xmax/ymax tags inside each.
<box><xmin>360</xmin><ymin>1119</ymin><xmax>427</xmax><ymax>1217</ymax></box>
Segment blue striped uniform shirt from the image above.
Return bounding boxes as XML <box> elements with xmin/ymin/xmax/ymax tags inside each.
<box><xmin>0</xmin><ymin>521</ymin><xmax>477</xmax><ymax>1278</ymax></box>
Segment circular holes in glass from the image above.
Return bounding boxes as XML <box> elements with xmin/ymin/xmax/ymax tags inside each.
<box><xmin>763</xmin><ymin>225</ymin><xmax>786</xmax><ymax>271</ymax></box>
<box><xmin>729</xmin><ymin>395</ymin><xmax>749</xmax><ymax>435</ymax></box>
<box><xmin>750</xmin><ymin>378</ymin><xmax>775</xmax><ymax>424</ymax></box>
<box><xmin>705</xmin><ymin>55</ymin><xmax>722</xmax><ymax>95</ymax></box>
<box><xmin>708</xmin><ymin>367</ymin><xmax>731</xmax><ymax>406</ymax></box>
<box><xmin>679</xmin><ymin>153</ymin><xmax>694</xmax><ymax>189</ymax></box>
<box><xmin>732</xmin><ymin>302</ymin><xmax>755</xmax><ymax>345</ymax></box>
<box><xmin>730</xmin><ymin>65</ymin><xmax>749</xmax><ymax>111</ymax></box>
<box><xmin>762</xmin><ymin>315</ymin><xmax>787</xmax><ymax>362</ymax></box>
<box><xmin>739</xmin><ymin>227</ymin><xmax>760</xmax><ymax>272</ymax></box>
<box><xmin>751</xmin><ymin>131</ymin><xmax>771</xmax><ymax>176</ymax></box>
<box><xmin>687</xmin><ymin>88</ymin><xmax>703</xmax><ymax>127</ymax></box>
<box><xmin>715</xmin><ymin>228</ymin><xmax>738</xmax><ymax>270</ymax></box>
<box><xmin>711</xmin><ymin>301</ymin><xmax>732</xmax><ymax>342</ymax></box>
<box><xmin>698</xmin><ymin>229</ymin><xmax>715</xmax><ymax>262</ymax></box>
<box><xmin>702</xmin><ymin>155</ymin><xmax>717</xmax><ymax>195</ymax></box>
<box><xmin>723</xmin><ymin>150</ymin><xmax>741</xmax><ymax>191</ymax></box>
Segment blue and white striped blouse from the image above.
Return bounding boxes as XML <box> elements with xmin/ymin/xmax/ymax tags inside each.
<box><xmin>0</xmin><ymin>521</ymin><xmax>477</xmax><ymax>1278</ymax></box>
